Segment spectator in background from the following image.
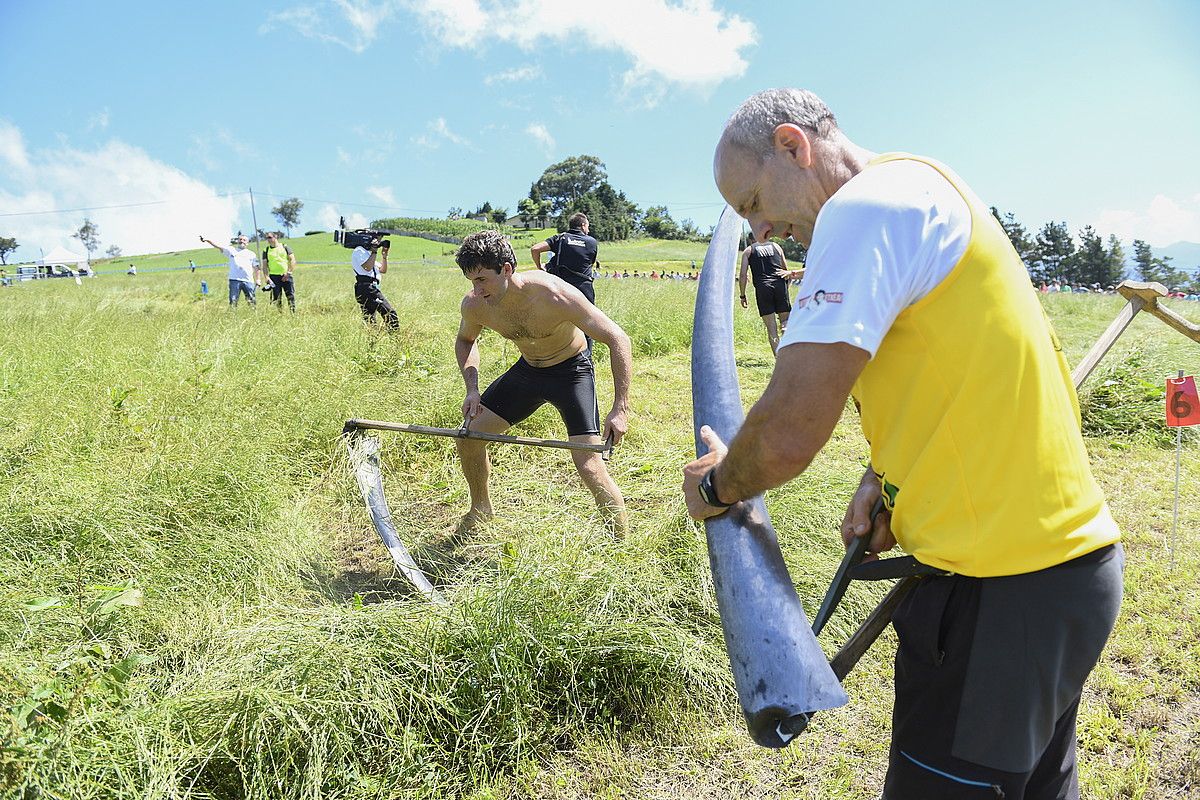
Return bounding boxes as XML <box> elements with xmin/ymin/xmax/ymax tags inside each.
<box><xmin>201</xmin><ymin>234</ymin><xmax>260</xmax><ymax>307</ymax></box>
<box><xmin>261</xmin><ymin>231</ymin><xmax>297</xmax><ymax>312</ymax></box>
<box><xmin>532</xmin><ymin>212</ymin><xmax>600</xmax><ymax>305</ymax></box>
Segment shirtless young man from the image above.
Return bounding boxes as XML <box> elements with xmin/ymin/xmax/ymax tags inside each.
<box><xmin>454</xmin><ymin>230</ymin><xmax>632</xmax><ymax>536</ymax></box>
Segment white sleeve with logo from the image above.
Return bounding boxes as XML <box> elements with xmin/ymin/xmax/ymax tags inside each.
<box><xmin>777</xmin><ymin>159</ymin><xmax>972</xmax><ymax>358</ymax></box>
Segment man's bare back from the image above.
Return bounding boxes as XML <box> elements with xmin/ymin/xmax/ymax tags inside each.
<box><xmin>460</xmin><ymin>270</ymin><xmax>587</xmax><ymax>367</ymax></box>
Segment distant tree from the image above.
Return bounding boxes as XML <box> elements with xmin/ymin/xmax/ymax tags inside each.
<box><xmin>777</xmin><ymin>237</ymin><xmax>807</xmax><ymax>263</ymax></box>
<box><xmin>0</xmin><ymin>236</ymin><xmax>17</xmax><ymax>265</ymax></box>
<box><xmin>989</xmin><ymin>206</ymin><xmax>1036</xmax><ymax>268</ymax></box>
<box><xmin>271</xmin><ymin>198</ymin><xmax>303</xmax><ymax>239</ymax></box>
<box><xmin>561</xmin><ymin>182</ymin><xmax>639</xmax><ymax>241</ymax></box>
<box><xmin>1070</xmin><ymin>226</ymin><xmax>1110</xmax><ymax>286</ymax></box>
<box><xmin>535</xmin><ymin>155</ymin><xmax>607</xmax><ymax>214</ymax></box>
<box><xmin>105</xmin><ymin>245</ymin><xmax>122</xmax><ymax>259</ymax></box>
<box><xmin>1033</xmin><ymin>221</ymin><xmax>1073</xmax><ymax>284</ymax></box>
<box><xmin>517</xmin><ymin>197</ymin><xmax>549</xmax><ymax>228</ymax></box>
<box><xmin>642</xmin><ymin>205</ymin><xmax>682</xmax><ymax>240</ymax></box>
<box><xmin>1103</xmin><ymin>235</ymin><xmax>1126</xmax><ymax>287</ymax></box>
<box><xmin>471</xmin><ymin>201</ymin><xmax>493</xmax><ymax>217</ymax></box>
<box><xmin>490</xmin><ymin>208</ymin><xmax>508</xmax><ymax>225</ymax></box>
<box><xmin>447</xmin><ymin>207</ymin><xmax>464</xmax><ymax>220</ymax></box>
<box><xmin>72</xmin><ymin>218</ymin><xmax>101</xmax><ymax>259</ymax></box>
<box><xmin>1131</xmin><ymin>239</ymin><xmax>1177</xmax><ymax>285</ymax></box>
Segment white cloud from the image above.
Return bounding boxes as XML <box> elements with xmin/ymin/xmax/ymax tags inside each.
<box><xmin>260</xmin><ymin>0</ymin><xmax>404</xmax><ymax>53</ymax></box>
<box><xmin>412</xmin><ymin>116</ymin><xmax>471</xmax><ymax>149</ymax></box>
<box><xmin>366</xmin><ymin>185</ymin><xmax>398</xmax><ymax>206</ymax></box>
<box><xmin>87</xmin><ymin>108</ymin><xmax>110</xmax><ymax>131</ymax></box>
<box><xmin>525</xmin><ymin>122</ymin><xmax>554</xmax><ymax>153</ymax></box>
<box><xmin>407</xmin><ymin>0</ymin><xmax>756</xmax><ymax>98</ymax></box>
<box><xmin>485</xmin><ymin>65</ymin><xmax>541</xmax><ymax>85</ymax></box>
<box><xmin>0</xmin><ymin>123</ymin><xmax>243</xmax><ymax>263</ymax></box>
<box><xmin>263</xmin><ymin>1</ymin><xmax>754</xmax><ymax>99</ymax></box>
<box><xmin>0</xmin><ymin>119</ymin><xmax>31</xmax><ymax>172</ymax></box>
<box><xmin>1095</xmin><ymin>194</ymin><xmax>1200</xmax><ymax>248</ymax></box>
<box><xmin>316</xmin><ymin>203</ymin><xmax>367</xmax><ymax>230</ymax></box>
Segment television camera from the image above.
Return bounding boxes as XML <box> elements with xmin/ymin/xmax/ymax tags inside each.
<box><xmin>334</xmin><ymin>216</ymin><xmax>394</xmax><ymax>251</ymax></box>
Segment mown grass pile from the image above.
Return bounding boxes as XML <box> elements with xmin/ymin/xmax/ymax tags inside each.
<box><xmin>1</xmin><ymin>261</ymin><xmax>1197</xmax><ymax>799</ymax></box>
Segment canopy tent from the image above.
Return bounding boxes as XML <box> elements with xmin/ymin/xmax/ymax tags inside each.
<box><xmin>39</xmin><ymin>245</ymin><xmax>89</xmax><ymax>267</ymax></box>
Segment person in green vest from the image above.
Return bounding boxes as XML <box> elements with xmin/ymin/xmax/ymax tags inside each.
<box><xmin>262</xmin><ymin>231</ymin><xmax>297</xmax><ymax>311</ymax></box>
<box><xmin>683</xmin><ymin>88</ymin><xmax>1123</xmax><ymax>799</ymax></box>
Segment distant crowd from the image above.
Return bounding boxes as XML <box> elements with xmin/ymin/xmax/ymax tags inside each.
<box><xmin>1041</xmin><ymin>281</ymin><xmax>1200</xmax><ymax>300</ymax></box>
<box><xmin>599</xmin><ymin>269</ymin><xmax>699</xmax><ymax>281</ymax></box>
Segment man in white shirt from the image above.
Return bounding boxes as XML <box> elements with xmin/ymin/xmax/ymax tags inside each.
<box><xmin>201</xmin><ymin>234</ymin><xmax>261</xmax><ymax>307</ymax></box>
<box><xmin>682</xmin><ymin>87</ymin><xmax>1122</xmax><ymax>800</ymax></box>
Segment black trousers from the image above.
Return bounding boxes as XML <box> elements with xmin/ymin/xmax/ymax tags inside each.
<box><xmin>269</xmin><ymin>274</ymin><xmax>295</xmax><ymax>311</ymax></box>
<box><xmin>883</xmin><ymin>544</ymin><xmax>1123</xmax><ymax>799</ymax></box>
<box><xmin>354</xmin><ymin>279</ymin><xmax>398</xmax><ymax>329</ymax></box>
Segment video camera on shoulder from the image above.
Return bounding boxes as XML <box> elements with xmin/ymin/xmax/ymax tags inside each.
<box><xmin>335</xmin><ymin>228</ymin><xmax>391</xmax><ymax>251</ymax></box>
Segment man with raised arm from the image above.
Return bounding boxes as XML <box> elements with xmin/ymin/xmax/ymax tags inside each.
<box><xmin>200</xmin><ymin>233</ymin><xmax>261</xmax><ymax>308</ymax></box>
<box><xmin>682</xmin><ymin>88</ymin><xmax>1122</xmax><ymax>799</ymax></box>
<box><xmin>455</xmin><ymin>229</ymin><xmax>630</xmax><ymax>536</ymax></box>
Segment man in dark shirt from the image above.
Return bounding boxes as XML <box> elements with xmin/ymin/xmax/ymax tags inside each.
<box><xmin>739</xmin><ymin>239</ymin><xmax>802</xmax><ymax>354</ymax></box>
<box><xmin>531</xmin><ymin>212</ymin><xmax>599</xmax><ymax>305</ymax></box>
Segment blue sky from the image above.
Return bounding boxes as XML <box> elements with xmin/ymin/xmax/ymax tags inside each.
<box><xmin>1</xmin><ymin>0</ymin><xmax>1198</xmax><ymax>263</ymax></box>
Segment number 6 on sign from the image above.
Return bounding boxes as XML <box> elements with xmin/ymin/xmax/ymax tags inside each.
<box><xmin>1166</xmin><ymin>375</ymin><xmax>1200</xmax><ymax>427</ymax></box>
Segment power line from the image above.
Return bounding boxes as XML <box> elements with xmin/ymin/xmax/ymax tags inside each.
<box><xmin>0</xmin><ymin>191</ymin><xmax>245</xmax><ymax>218</ymax></box>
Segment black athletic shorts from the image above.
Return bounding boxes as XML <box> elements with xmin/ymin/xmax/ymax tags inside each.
<box><xmin>754</xmin><ymin>279</ymin><xmax>791</xmax><ymax>316</ymax></box>
<box><xmin>883</xmin><ymin>543</ymin><xmax>1123</xmax><ymax>799</ymax></box>
<box><xmin>480</xmin><ymin>350</ymin><xmax>600</xmax><ymax>437</ymax></box>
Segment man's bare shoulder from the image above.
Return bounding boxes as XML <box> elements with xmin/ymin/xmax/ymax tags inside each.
<box><xmin>460</xmin><ymin>292</ymin><xmax>486</xmax><ymax>319</ymax></box>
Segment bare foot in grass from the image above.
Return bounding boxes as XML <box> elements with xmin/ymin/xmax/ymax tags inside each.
<box><xmin>454</xmin><ymin>507</ymin><xmax>493</xmax><ymax>538</ymax></box>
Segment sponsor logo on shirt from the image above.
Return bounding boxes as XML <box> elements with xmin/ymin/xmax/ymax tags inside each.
<box><xmin>797</xmin><ymin>290</ymin><xmax>843</xmax><ymax>308</ymax></box>
<box><xmin>567</xmin><ymin>236</ymin><xmax>586</xmax><ymax>247</ymax></box>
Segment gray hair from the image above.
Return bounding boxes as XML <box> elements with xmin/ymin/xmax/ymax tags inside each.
<box><xmin>722</xmin><ymin>88</ymin><xmax>839</xmax><ymax>160</ymax></box>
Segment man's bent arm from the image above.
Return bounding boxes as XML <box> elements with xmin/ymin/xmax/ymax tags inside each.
<box><xmin>455</xmin><ymin>315</ymin><xmax>485</xmax><ymax>395</ymax></box>
<box><xmin>715</xmin><ymin>342</ymin><xmax>868</xmax><ymax>500</ymax></box>
<box><xmin>530</xmin><ymin>241</ymin><xmax>550</xmax><ymax>270</ymax></box>
<box><xmin>739</xmin><ymin>249</ymin><xmax>750</xmax><ymax>299</ymax></box>
<box><xmin>570</xmin><ymin>299</ymin><xmax>632</xmax><ymax>442</ymax></box>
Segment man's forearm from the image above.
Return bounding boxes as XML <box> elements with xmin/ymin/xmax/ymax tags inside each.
<box><xmin>607</xmin><ymin>333</ymin><xmax>632</xmax><ymax>410</ymax></box>
<box><xmin>455</xmin><ymin>338</ymin><xmax>480</xmax><ymax>393</ymax></box>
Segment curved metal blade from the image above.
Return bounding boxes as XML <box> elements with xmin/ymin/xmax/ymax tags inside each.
<box><xmin>345</xmin><ymin>431</ymin><xmax>446</xmax><ymax>605</ymax></box>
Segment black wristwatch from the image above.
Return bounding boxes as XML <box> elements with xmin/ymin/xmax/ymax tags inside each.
<box><xmin>697</xmin><ymin>467</ymin><xmax>733</xmax><ymax>509</ymax></box>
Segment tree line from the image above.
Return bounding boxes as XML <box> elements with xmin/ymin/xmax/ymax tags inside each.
<box><xmin>461</xmin><ymin>154</ymin><xmax>709</xmax><ymax>243</ymax></box>
<box><xmin>991</xmin><ymin>208</ymin><xmax>1199</xmax><ymax>292</ymax></box>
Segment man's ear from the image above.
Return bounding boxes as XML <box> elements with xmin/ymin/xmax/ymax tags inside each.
<box><xmin>773</xmin><ymin>123</ymin><xmax>813</xmax><ymax>168</ymax></box>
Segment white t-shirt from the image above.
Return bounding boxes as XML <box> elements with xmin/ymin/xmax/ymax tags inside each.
<box><xmin>777</xmin><ymin>159</ymin><xmax>973</xmax><ymax>358</ymax></box>
<box><xmin>222</xmin><ymin>246</ymin><xmax>259</xmax><ymax>283</ymax></box>
<box><xmin>351</xmin><ymin>246</ymin><xmax>378</xmax><ymax>278</ymax></box>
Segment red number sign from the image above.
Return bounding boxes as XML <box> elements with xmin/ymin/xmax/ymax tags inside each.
<box><xmin>1166</xmin><ymin>375</ymin><xmax>1200</xmax><ymax>427</ymax></box>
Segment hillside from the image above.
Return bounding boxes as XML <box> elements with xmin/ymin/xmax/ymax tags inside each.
<box><xmin>83</xmin><ymin>231</ymin><xmax>711</xmax><ymax>276</ymax></box>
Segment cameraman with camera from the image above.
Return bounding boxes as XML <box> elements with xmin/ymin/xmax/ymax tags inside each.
<box><xmin>351</xmin><ymin>235</ymin><xmax>399</xmax><ymax>329</ymax></box>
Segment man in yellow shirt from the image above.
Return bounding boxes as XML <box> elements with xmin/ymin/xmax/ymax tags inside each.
<box><xmin>683</xmin><ymin>88</ymin><xmax>1122</xmax><ymax>799</ymax></box>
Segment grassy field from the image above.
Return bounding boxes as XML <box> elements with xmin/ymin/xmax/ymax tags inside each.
<box><xmin>0</xmin><ymin>265</ymin><xmax>1197</xmax><ymax>799</ymax></box>
<box><xmin>84</xmin><ymin>231</ymin><xmax>712</xmax><ymax>277</ymax></box>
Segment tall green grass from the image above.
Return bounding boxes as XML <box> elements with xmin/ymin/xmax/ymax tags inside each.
<box><xmin>0</xmin><ymin>270</ymin><xmax>1196</xmax><ymax>799</ymax></box>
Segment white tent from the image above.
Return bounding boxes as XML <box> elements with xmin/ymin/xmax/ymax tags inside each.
<box><xmin>39</xmin><ymin>245</ymin><xmax>89</xmax><ymax>267</ymax></box>
<box><xmin>36</xmin><ymin>245</ymin><xmax>91</xmax><ymax>277</ymax></box>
